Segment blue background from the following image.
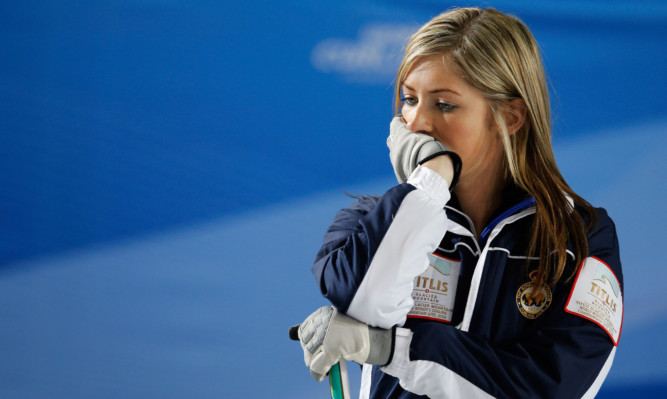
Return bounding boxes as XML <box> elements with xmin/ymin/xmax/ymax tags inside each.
<box><xmin>1</xmin><ymin>0</ymin><xmax>665</xmax><ymax>397</ymax></box>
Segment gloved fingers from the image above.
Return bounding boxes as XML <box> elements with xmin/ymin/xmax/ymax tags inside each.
<box><xmin>310</xmin><ymin>348</ymin><xmax>339</xmax><ymax>382</ymax></box>
<box><xmin>297</xmin><ymin>308</ymin><xmax>321</xmax><ymax>347</ymax></box>
<box><xmin>299</xmin><ymin>306</ymin><xmax>334</xmax><ymax>354</ymax></box>
<box><xmin>298</xmin><ymin>320</ymin><xmax>315</xmax><ymax>348</ymax></box>
<box><xmin>303</xmin><ymin>345</ymin><xmax>321</xmax><ymax>368</ymax></box>
<box><xmin>388</xmin><ymin>115</ymin><xmax>439</xmax><ymax>183</ymax></box>
<box><xmin>389</xmin><ymin>118</ymin><xmax>412</xmax><ymax>142</ymax></box>
<box><xmin>389</xmin><ymin>115</ymin><xmax>408</xmax><ymax>133</ymax></box>
<box><xmin>310</xmin><ymin>369</ymin><xmax>327</xmax><ymax>383</ymax></box>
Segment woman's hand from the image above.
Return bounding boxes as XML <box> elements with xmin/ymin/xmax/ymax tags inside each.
<box><xmin>387</xmin><ymin>116</ymin><xmax>461</xmax><ymax>188</ymax></box>
<box><xmin>292</xmin><ymin>306</ymin><xmax>394</xmax><ymax>382</ymax></box>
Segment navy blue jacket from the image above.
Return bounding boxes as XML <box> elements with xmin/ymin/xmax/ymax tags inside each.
<box><xmin>312</xmin><ymin>166</ymin><xmax>623</xmax><ymax>398</ymax></box>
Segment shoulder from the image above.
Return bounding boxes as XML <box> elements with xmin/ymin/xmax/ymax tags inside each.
<box><xmin>347</xmin><ymin>194</ymin><xmax>380</xmax><ymax>213</ymax></box>
<box><xmin>325</xmin><ymin>194</ymin><xmax>384</xmax><ymax>234</ymax></box>
<box><xmin>580</xmin><ymin>206</ymin><xmax>619</xmax><ymax>252</ymax></box>
<box><xmin>328</xmin><ymin>195</ymin><xmax>379</xmax><ymax>227</ymax></box>
<box><xmin>573</xmin><ymin>204</ymin><xmax>623</xmax><ymax>282</ymax></box>
<box><xmin>568</xmin><ymin>201</ymin><xmax>621</xmax><ymax>267</ymax></box>
<box><xmin>340</xmin><ymin>184</ymin><xmax>417</xmax><ymax>216</ymax></box>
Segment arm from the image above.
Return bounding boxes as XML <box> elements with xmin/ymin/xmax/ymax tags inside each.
<box><xmin>382</xmin><ymin>209</ymin><xmax>623</xmax><ymax>398</ymax></box>
<box><xmin>313</xmin><ymin>165</ymin><xmax>452</xmax><ymax>329</ymax></box>
<box><xmin>312</xmin><ymin>117</ymin><xmax>459</xmax><ymax>328</ymax></box>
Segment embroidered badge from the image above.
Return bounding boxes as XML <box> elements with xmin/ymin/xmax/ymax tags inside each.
<box><xmin>515</xmin><ymin>270</ymin><xmax>552</xmax><ymax>319</ymax></box>
<box><xmin>407</xmin><ymin>253</ymin><xmax>460</xmax><ymax>323</ymax></box>
<box><xmin>565</xmin><ymin>257</ymin><xmax>623</xmax><ymax>345</ymax></box>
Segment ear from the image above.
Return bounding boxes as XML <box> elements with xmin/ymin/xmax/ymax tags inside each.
<box><xmin>503</xmin><ymin>98</ymin><xmax>527</xmax><ymax>136</ymax></box>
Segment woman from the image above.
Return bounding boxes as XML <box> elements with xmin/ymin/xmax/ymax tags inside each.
<box><xmin>294</xmin><ymin>7</ymin><xmax>623</xmax><ymax>398</ymax></box>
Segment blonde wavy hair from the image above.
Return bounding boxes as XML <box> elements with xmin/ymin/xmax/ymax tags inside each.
<box><xmin>394</xmin><ymin>7</ymin><xmax>596</xmax><ymax>287</ymax></box>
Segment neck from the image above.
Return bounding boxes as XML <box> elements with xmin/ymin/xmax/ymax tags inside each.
<box><xmin>455</xmin><ymin>169</ymin><xmax>507</xmax><ymax>239</ymax></box>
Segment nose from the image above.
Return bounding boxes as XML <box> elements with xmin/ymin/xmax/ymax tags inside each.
<box><xmin>405</xmin><ymin>104</ymin><xmax>432</xmax><ymax>134</ymax></box>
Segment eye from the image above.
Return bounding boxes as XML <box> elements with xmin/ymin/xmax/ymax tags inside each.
<box><xmin>437</xmin><ymin>101</ymin><xmax>456</xmax><ymax>113</ymax></box>
<box><xmin>401</xmin><ymin>96</ymin><xmax>417</xmax><ymax>107</ymax></box>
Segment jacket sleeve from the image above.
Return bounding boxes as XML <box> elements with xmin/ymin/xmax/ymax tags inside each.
<box><xmin>312</xmin><ymin>166</ymin><xmax>451</xmax><ymax>329</ymax></box>
<box><xmin>382</xmin><ymin>208</ymin><xmax>623</xmax><ymax>398</ymax></box>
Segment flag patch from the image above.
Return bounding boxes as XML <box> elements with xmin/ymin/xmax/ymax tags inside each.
<box><xmin>565</xmin><ymin>257</ymin><xmax>623</xmax><ymax>345</ymax></box>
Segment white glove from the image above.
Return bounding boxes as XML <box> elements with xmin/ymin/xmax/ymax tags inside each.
<box><xmin>387</xmin><ymin>116</ymin><xmax>461</xmax><ymax>188</ymax></box>
<box><xmin>296</xmin><ymin>306</ymin><xmax>394</xmax><ymax>382</ymax></box>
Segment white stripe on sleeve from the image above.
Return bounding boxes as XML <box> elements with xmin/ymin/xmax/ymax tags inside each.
<box><xmin>347</xmin><ymin>166</ymin><xmax>450</xmax><ymax>328</ymax></box>
<box><xmin>581</xmin><ymin>347</ymin><xmax>616</xmax><ymax>399</ymax></box>
<box><xmin>382</xmin><ymin>328</ymin><xmax>494</xmax><ymax>398</ymax></box>
<box><xmin>359</xmin><ymin>364</ymin><xmax>373</xmax><ymax>399</ymax></box>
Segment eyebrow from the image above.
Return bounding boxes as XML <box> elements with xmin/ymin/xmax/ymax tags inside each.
<box><xmin>402</xmin><ymin>83</ymin><xmax>461</xmax><ymax>96</ymax></box>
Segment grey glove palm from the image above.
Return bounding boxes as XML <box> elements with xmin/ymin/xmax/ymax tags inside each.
<box><xmin>296</xmin><ymin>306</ymin><xmax>394</xmax><ymax>382</ymax></box>
<box><xmin>387</xmin><ymin>116</ymin><xmax>461</xmax><ymax>188</ymax></box>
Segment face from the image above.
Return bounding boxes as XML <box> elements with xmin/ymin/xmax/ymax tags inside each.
<box><xmin>401</xmin><ymin>54</ymin><xmax>505</xmax><ymax>186</ymax></box>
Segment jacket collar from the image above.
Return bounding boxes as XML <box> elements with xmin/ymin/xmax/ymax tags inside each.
<box><xmin>446</xmin><ymin>182</ymin><xmax>534</xmax><ymax>244</ymax></box>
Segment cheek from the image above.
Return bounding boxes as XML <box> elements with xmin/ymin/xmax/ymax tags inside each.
<box><xmin>435</xmin><ymin>119</ymin><xmax>480</xmax><ymax>153</ymax></box>
<box><xmin>443</xmin><ymin>122</ymin><xmax>494</xmax><ymax>165</ymax></box>
<box><xmin>401</xmin><ymin>105</ymin><xmax>414</xmax><ymax>121</ymax></box>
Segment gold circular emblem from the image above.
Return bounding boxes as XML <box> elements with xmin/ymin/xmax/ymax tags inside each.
<box><xmin>515</xmin><ymin>271</ymin><xmax>552</xmax><ymax>319</ymax></box>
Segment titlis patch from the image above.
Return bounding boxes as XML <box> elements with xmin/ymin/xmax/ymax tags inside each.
<box><xmin>515</xmin><ymin>270</ymin><xmax>552</xmax><ymax>319</ymax></box>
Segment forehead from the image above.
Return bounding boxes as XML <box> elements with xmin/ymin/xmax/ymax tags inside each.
<box><xmin>402</xmin><ymin>54</ymin><xmax>469</xmax><ymax>91</ymax></box>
